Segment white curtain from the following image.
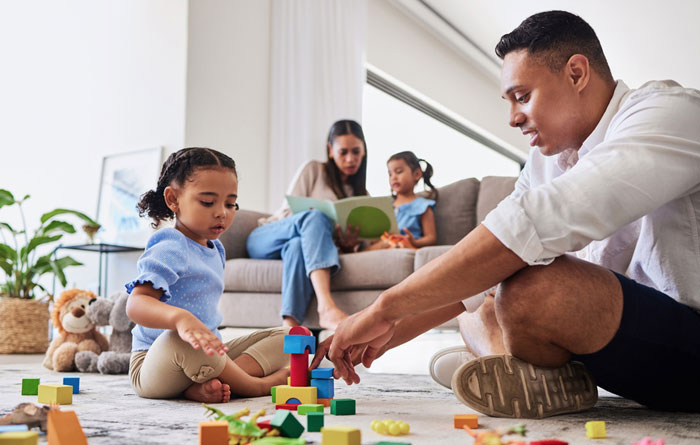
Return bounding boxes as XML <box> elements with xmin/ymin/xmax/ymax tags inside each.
<box><xmin>268</xmin><ymin>0</ymin><xmax>367</xmax><ymax>211</ymax></box>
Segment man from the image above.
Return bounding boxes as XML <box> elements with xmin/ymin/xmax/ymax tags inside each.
<box><xmin>316</xmin><ymin>10</ymin><xmax>700</xmax><ymax>418</ymax></box>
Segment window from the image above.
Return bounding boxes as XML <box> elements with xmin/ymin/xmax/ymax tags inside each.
<box><xmin>362</xmin><ymin>71</ymin><xmax>523</xmax><ymax>197</ymax></box>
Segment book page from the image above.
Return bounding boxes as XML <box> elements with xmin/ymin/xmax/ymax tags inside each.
<box><xmin>333</xmin><ymin>196</ymin><xmax>398</xmax><ymax>239</ymax></box>
<box><xmin>285</xmin><ymin>195</ymin><xmax>338</xmax><ymax>224</ymax></box>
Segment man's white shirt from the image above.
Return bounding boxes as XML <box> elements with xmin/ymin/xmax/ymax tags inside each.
<box><xmin>483</xmin><ymin>80</ymin><xmax>700</xmax><ymax>310</ymax></box>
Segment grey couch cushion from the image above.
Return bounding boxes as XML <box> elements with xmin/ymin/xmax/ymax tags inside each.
<box><xmin>476</xmin><ymin>176</ymin><xmax>517</xmax><ymax>224</ymax></box>
<box><xmin>219</xmin><ymin>209</ymin><xmax>269</xmax><ymax>260</ymax></box>
<box><xmin>414</xmin><ymin>245</ymin><xmax>453</xmax><ymax>270</ymax></box>
<box><xmin>420</xmin><ymin>178</ymin><xmax>480</xmax><ymax>245</ymax></box>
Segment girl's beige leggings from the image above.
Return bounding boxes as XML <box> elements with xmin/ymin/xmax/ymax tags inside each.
<box><xmin>129</xmin><ymin>327</ymin><xmax>290</xmax><ymax>399</ymax></box>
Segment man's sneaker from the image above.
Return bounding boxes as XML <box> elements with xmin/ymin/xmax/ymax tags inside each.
<box><xmin>429</xmin><ymin>346</ymin><xmax>476</xmax><ymax>389</ymax></box>
<box><xmin>451</xmin><ymin>354</ymin><xmax>598</xmax><ymax>418</ymax></box>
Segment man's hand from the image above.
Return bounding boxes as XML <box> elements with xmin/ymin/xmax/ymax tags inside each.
<box><xmin>334</xmin><ymin>224</ymin><xmax>361</xmax><ymax>253</ymax></box>
<box><xmin>327</xmin><ymin>305</ymin><xmax>396</xmax><ymax>384</ymax></box>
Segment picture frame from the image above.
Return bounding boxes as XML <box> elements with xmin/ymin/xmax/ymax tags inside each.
<box><xmin>96</xmin><ymin>147</ymin><xmax>163</xmax><ymax>247</ymax></box>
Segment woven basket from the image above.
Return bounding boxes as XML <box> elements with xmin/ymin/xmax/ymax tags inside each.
<box><xmin>0</xmin><ymin>297</ymin><xmax>50</xmax><ymax>354</ymax></box>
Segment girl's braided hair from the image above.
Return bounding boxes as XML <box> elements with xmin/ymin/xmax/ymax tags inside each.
<box><xmin>137</xmin><ymin>147</ymin><xmax>237</xmax><ymax>228</ymax></box>
<box><xmin>388</xmin><ymin>151</ymin><xmax>438</xmax><ymax>201</ymax></box>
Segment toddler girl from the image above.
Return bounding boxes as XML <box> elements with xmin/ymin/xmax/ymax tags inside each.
<box><xmin>126</xmin><ymin>147</ymin><xmax>289</xmax><ymax>403</ymax></box>
<box><xmin>369</xmin><ymin>151</ymin><xmax>437</xmax><ymax>249</ymax></box>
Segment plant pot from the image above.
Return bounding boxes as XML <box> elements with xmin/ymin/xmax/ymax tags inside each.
<box><xmin>0</xmin><ymin>297</ymin><xmax>50</xmax><ymax>354</ymax></box>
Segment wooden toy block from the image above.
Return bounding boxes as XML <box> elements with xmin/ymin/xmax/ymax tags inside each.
<box><xmin>321</xmin><ymin>425</ymin><xmax>361</xmax><ymax>445</ymax></box>
<box><xmin>0</xmin><ymin>431</ymin><xmax>39</xmax><ymax>444</ymax></box>
<box><xmin>585</xmin><ymin>421</ymin><xmax>606</xmax><ymax>439</ymax></box>
<box><xmin>271</xmin><ymin>385</ymin><xmax>278</xmax><ymax>403</ymax></box>
<box><xmin>47</xmin><ymin>410</ymin><xmax>87</xmax><ymax>445</ymax></box>
<box><xmin>287</xmin><ymin>376</ymin><xmax>291</xmax><ymax>385</ymax></box>
<box><xmin>20</xmin><ymin>379</ymin><xmax>39</xmax><ymax>396</ymax></box>
<box><xmin>38</xmin><ymin>384</ymin><xmax>72</xmax><ymax>405</ymax></box>
<box><xmin>198</xmin><ymin>420</ymin><xmax>229</xmax><ymax>445</ymax></box>
<box><xmin>251</xmin><ymin>438</ymin><xmax>305</xmax><ymax>444</ymax></box>
<box><xmin>290</xmin><ymin>351</ymin><xmax>309</xmax><ymax>387</ymax></box>
<box><xmin>530</xmin><ymin>441</ymin><xmax>569</xmax><ymax>445</ymax></box>
<box><xmin>317</xmin><ymin>398</ymin><xmax>331</xmax><ymax>407</ymax></box>
<box><xmin>311</xmin><ymin>367</ymin><xmax>333</xmax><ymax>379</ymax></box>
<box><xmin>453</xmin><ymin>414</ymin><xmax>478</xmax><ymax>429</ymax></box>
<box><xmin>376</xmin><ymin>442</ymin><xmax>412</xmax><ymax>445</ymax></box>
<box><xmin>306</xmin><ymin>411</ymin><xmax>324</xmax><ymax>432</ymax></box>
<box><xmin>284</xmin><ymin>334</ymin><xmax>316</xmax><ymax>354</ymax></box>
<box><xmin>289</xmin><ymin>326</ymin><xmax>312</xmax><ymax>336</ymax></box>
<box><xmin>311</xmin><ymin>378</ymin><xmax>334</xmax><ymax>399</ymax></box>
<box><xmin>270</xmin><ymin>410</ymin><xmax>304</xmax><ymax>438</ymax></box>
<box><xmin>257</xmin><ymin>419</ymin><xmax>272</xmax><ymax>431</ymax></box>
<box><xmin>276</xmin><ymin>403</ymin><xmax>300</xmax><ymax>411</ymax></box>
<box><xmin>0</xmin><ymin>426</ymin><xmax>28</xmax><ymax>433</ymax></box>
<box><xmin>330</xmin><ymin>398</ymin><xmax>355</xmax><ymax>415</ymax></box>
<box><xmin>297</xmin><ymin>404</ymin><xmax>324</xmax><ymax>415</ymax></box>
<box><xmin>276</xmin><ymin>384</ymin><xmax>317</xmax><ymax>405</ymax></box>
<box><xmin>62</xmin><ymin>377</ymin><xmax>80</xmax><ymax>394</ymax></box>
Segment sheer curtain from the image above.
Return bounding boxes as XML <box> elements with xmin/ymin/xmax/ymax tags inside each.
<box><xmin>267</xmin><ymin>0</ymin><xmax>367</xmax><ymax>211</ymax></box>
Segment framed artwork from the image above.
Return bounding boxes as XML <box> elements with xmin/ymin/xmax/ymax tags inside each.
<box><xmin>96</xmin><ymin>147</ymin><xmax>163</xmax><ymax>247</ymax></box>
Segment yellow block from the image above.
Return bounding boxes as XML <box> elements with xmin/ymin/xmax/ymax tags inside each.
<box><xmin>585</xmin><ymin>420</ymin><xmax>606</xmax><ymax>439</ymax></box>
<box><xmin>275</xmin><ymin>385</ymin><xmax>317</xmax><ymax>405</ymax></box>
<box><xmin>38</xmin><ymin>384</ymin><xmax>73</xmax><ymax>405</ymax></box>
<box><xmin>0</xmin><ymin>431</ymin><xmax>39</xmax><ymax>444</ymax></box>
<box><xmin>321</xmin><ymin>426</ymin><xmax>361</xmax><ymax>445</ymax></box>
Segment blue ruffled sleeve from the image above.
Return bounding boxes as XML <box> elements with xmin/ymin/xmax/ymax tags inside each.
<box><xmin>125</xmin><ymin>228</ymin><xmax>188</xmax><ymax>302</ymax></box>
<box><xmin>405</xmin><ymin>197</ymin><xmax>436</xmax><ymax>216</ymax></box>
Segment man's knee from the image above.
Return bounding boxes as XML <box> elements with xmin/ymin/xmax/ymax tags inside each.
<box><xmin>495</xmin><ymin>267</ymin><xmax>546</xmax><ymax>325</ymax></box>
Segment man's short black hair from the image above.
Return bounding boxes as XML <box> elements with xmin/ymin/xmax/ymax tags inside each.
<box><xmin>495</xmin><ymin>10</ymin><xmax>613</xmax><ymax>82</ymax></box>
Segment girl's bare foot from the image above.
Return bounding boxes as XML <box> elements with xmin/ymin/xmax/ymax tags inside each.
<box><xmin>264</xmin><ymin>367</ymin><xmax>291</xmax><ymax>388</ymax></box>
<box><xmin>183</xmin><ymin>378</ymin><xmax>231</xmax><ymax>403</ymax></box>
<box><xmin>318</xmin><ymin>306</ymin><xmax>348</xmax><ymax>330</ymax></box>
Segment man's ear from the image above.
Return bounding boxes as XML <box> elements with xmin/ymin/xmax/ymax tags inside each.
<box><xmin>566</xmin><ymin>54</ymin><xmax>590</xmax><ymax>92</ymax></box>
<box><xmin>163</xmin><ymin>186</ymin><xmax>179</xmax><ymax>213</ymax></box>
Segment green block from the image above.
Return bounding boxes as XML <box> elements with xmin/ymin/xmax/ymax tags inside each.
<box><xmin>377</xmin><ymin>442</ymin><xmax>412</xmax><ymax>445</ymax></box>
<box><xmin>252</xmin><ymin>438</ymin><xmax>305</xmax><ymax>445</ymax></box>
<box><xmin>270</xmin><ymin>410</ymin><xmax>304</xmax><ymax>438</ymax></box>
<box><xmin>297</xmin><ymin>404</ymin><xmax>324</xmax><ymax>415</ymax></box>
<box><xmin>271</xmin><ymin>385</ymin><xmax>277</xmax><ymax>403</ymax></box>
<box><xmin>307</xmin><ymin>412</ymin><xmax>324</xmax><ymax>432</ymax></box>
<box><xmin>21</xmin><ymin>378</ymin><xmax>40</xmax><ymax>395</ymax></box>
<box><xmin>330</xmin><ymin>398</ymin><xmax>356</xmax><ymax>415</ymax></box>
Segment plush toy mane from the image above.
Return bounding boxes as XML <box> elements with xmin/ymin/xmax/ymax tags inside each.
<box><xmin>51</xmin><ymin>289</ymin><xmax>98</xmax><ymax>336</ymax></box>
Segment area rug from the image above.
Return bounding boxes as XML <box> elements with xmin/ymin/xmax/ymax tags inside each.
<box><xmin>1</xmin><ymin>359</ymin><xmax>699</xmax><ymax>444</ymax></box>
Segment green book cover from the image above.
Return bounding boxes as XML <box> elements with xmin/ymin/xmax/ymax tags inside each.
<box><xmin>285</xmin><ymin>195</ymin><xmax>398</xmax><ymax>239</ymax></box>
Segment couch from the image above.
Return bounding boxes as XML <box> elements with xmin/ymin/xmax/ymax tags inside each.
<box><xmin>217</xmin><ymin>176</ymin><xmax>517</xmax><ymax>330</ymax></box>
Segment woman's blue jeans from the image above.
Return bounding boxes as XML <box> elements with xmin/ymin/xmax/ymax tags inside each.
<box><xmin>246</xmin><ymin>210</ymin><xmax>340</xmax><ymax>323</ymax></box>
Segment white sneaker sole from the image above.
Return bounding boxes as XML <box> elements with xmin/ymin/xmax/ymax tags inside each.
<box><xmin>429</xmin><ymin>345</ymin><xmax>475</xmax><ymax>389</ymax></box>
<box><xmin>451</xmin><ymin>354</ymin><xmax>598</xmax><ymax>418</ymax></box>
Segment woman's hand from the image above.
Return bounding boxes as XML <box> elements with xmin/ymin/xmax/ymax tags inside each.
<box><xmin>174</xmin><ymin>312</ymin><xmax>228</xmax><ymax>356</ymax></box>
<box><xmin>334</xmin><ymin>224</ymin><xmax>361</xmax><ymax>253</ymax></box>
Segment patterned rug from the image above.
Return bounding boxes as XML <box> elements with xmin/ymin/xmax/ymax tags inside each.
<box><xmin>1</xmin><ymin>359</ymin><xmax>699</xmax><ymax>444</ymax></box>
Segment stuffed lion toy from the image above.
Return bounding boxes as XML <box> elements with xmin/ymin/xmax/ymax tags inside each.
<box><xmin>43</xmin><ymin>289</ymin><xmax>109</xmax><ymax>372</ymax></box>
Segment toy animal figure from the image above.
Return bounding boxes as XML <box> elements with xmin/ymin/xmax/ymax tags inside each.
<box><xmin>75</xmin><ymin>290</ymin><xmax>134</xmax><ymax>374</ymax></box>
<box><xmin>43</xmin><ymin>289</ymin><xmax>109</xmax><ymax>372</ymax></box>
<box><xmin>380</xmin><ymin>232</ymin><xmax>416</xmax><ymax>249</ymax></box>
<box><xmin>202</xmin><ymin>405</ymin><xmax>279</xmax><ymax>444</ymax></box>
<box><xmin>0</xmin><ymin>403</ymin><xmax>51</xmax><ymax>431</ymax></box>
<box><xmin>463</xmin><ymin>424</ymin><xmax>527</xmax><ymax>445</ymax></box>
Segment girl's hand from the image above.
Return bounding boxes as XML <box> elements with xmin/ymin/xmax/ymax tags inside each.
<box><xmin>334</xmin><ymin>224</ymin><xmax>361</xmax><ymax>253</ymax></box>
<box><xmin>402</xmin><ymin>228</ymin><xmax>417</xmax><ymax>247</ymax></box>
<box><xmin>174</xmin><ymin>312</ymin><xmax>228</xmax><ymax>356</ymax></box>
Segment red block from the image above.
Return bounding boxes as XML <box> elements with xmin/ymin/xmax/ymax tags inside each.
<box><xmin>530</xmin><ymin>441</ymin><xmax>569</xmax><ymax>445</ymax></box>
<box><xmin>276</xmin><ymin>403</ymin><xmax>300</xmax><ymax>411</ymax></box>
<box><xmin>289</xmin><ymin>326</ymin><xmax>312</xmax><ymax>336</ymax></box>
<box><xmin>257</xmin><ymin>419</ymin><xmax>272</xmax><ymax>431</ymax></box>
<box><xmin>290</xmin><ymin>351</ymin><xmax>309</xmax><ymax>387</ymax></box>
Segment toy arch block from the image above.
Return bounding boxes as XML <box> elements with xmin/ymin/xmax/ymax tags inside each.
<box><xmin>199</xmin><ymin>420</ymin><xmax>229</xmax><ymax>445</ymax></box>
<box><xmin>276</xmin><ymin>385</ymin><xmax>317</xmax><ymax>405</ymax></box>
<box><xmin>321</xmin><ymin>425</ymin><xmax>361</xmax><ymax>445</ymax></box>
<box><xmin>47</xmin><ymin>410</ymin><xmax>87</xmax><ymax>445</ymax></box>
<box><xmin>270</xmin><ymin>410</ymin><xmax>304</xmax><ymax>438</ymax></box>
<box><xmin>38</xmin><ymin>384</ymin><xmax>72</xmax><ymax>405</ymax></box>
<box><xmin>284</xmin><ymin>335</ymin><xmax>316</xmax><ymax>354</ymax></box>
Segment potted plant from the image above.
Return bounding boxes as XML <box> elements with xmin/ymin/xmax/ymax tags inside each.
<box><xmin>0</xmin><ymin>189</ymin><xmax>98</xmax><ymax>353</ymax></box>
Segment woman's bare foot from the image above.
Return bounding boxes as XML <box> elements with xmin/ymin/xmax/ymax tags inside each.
<box><xmin>318</xmin><ymin>306</ymin><xmax>348</xmax><ymax>330</ymax></box>
<box><xmin>183</xmin><ymin>378</ymin><xmax>231</xmax><ymax>403</ymax></box>
<box><xmin>282</xmin><ymin>316</ymin><xmax>300</xmax><ymax>328</ymax></box>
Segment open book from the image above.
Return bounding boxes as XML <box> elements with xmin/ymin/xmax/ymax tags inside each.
<box><xmin>285</xmin><ymin>195</ymin><xmax>398</xmax><ymax>239</ymax></box>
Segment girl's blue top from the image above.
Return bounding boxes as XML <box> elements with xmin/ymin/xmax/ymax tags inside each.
<box><xmin>125</xmin><ymin>228</ymin><xmax>226</xmax><ymax>351</ymax></box>
<box><xmin>394</xmin><ymin>197</ymin><xmax>436</xmax><ymax>239</ymax></box>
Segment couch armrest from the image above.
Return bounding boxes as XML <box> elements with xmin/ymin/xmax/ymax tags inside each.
<box><xmin>219</xmin><ymin>209</ymin><xmax>271</xmax><ymax>260</ymax></box>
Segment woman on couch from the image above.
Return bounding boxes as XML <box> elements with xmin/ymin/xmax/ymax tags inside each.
<box><xmin>246</xmin><ymin>119</ymin><xmax>368</xmax><ymax>330</ymax></box>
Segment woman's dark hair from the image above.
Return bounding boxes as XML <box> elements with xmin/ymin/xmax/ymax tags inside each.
<box><xmin>495</xmin><ymin>10</ymin><xmax>613</xmax><ymax>82</ymax></box>
<box><xmin>137</xmin><ymin>147</ymin><xmax>237</xmax><ymax>228</ymax></box>
<box><xmin>388</xmin><ymin>151</ymin><xmax>438</xmax><ymax>201</ymax></box>
<box><xmin>324</xmin><ymin>119</ymin><xmax>368</xmax><ymax>199</ymax></box>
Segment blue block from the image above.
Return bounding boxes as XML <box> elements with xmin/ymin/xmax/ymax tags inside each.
<box><xmin>310</xmin><ymin>367</ymin><xmax>333</xmax><ymax>379</ymax></box>
<box><xmin>310</xmin><ymin>378</ymin><xmax>334</xmax><ymax>399</ymax></box>
<box><xmin>0</xmin><ymin>425</ymin><xmax>29</xmax><ymax>432</ymax></box>
<box><xmin>284</xmin><ymin>334</ymin><xmax>316</xmax><ymax>354</ymax></box>
<box><xmin>63</xmin><ymin>376</ymin><xmax>80</xmax><ymax>394</ymax></box>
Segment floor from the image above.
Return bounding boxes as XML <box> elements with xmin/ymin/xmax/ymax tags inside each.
<box><xmin>1</xmin><ymin>330</ymin><xmax>698</xmax><ymax>444</ymax></box>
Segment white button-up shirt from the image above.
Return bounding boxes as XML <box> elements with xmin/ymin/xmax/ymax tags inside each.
<box><xmin>483</xmin><ymin>80</ymin><xmax>700</xmax><ymax>310</ymax></box>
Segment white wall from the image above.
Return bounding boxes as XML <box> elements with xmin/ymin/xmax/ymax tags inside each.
<box><xmin>185</xmin><ymin>0</ymin><xmax>272</xmax><ymax>213</ymax></box>
<box><xmin>366</xmin><ymin>0</ymin><xmax>527</xmax><ymax>153</ymax></box>
<box><xmin>0</xmin><ymin>0</ymin><xmax>188</xmax><ymax>297</ymax></box>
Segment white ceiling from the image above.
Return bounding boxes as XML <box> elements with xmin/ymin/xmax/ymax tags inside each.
<box><xmin>422</xmin><ymin>0</ymin><xmax>700</xmax><ymax>90</ymax></box>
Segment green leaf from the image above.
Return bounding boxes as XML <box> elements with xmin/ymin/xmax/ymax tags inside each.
<box><xmin>50</xmin><ymin>261</ymin><xmax>67</xmax><ymax>287</ymax></box>
<box><xmin>0</xmin><ymin>189</ymin><xmax>15</xmax><ymax>208</ymax></box>
<box><xmin>54</xmin><ymin>255</ymin><xmax>82</xmax><ymax>269</ymax></box>
<box><xmin>0</xmin><ymin>258</ymin><xmax>12</xmax><ymax>276</ymax></box>
<box><xmin>40</xmin><ymin>220</ymin><xmax>76</xmax><ymax>237</ymax></box>
<box><xmin>0</xmin><ymin>222</ymin><xmax>18</xmax><ymax>234</ymax></box>
<box><xmin>22</xmin><ymin>235</ymin><xmax>62</xmax><ymax>258</ymax></box>
<box><xmin>40</xmin><ymin>208</ymin><xmax>97</xmax><ymax>226</ymax></box>
<box><xmin>0</xmin><ymin>243</ymin><xmax>17</xmax><ymax>262</ymax></box>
